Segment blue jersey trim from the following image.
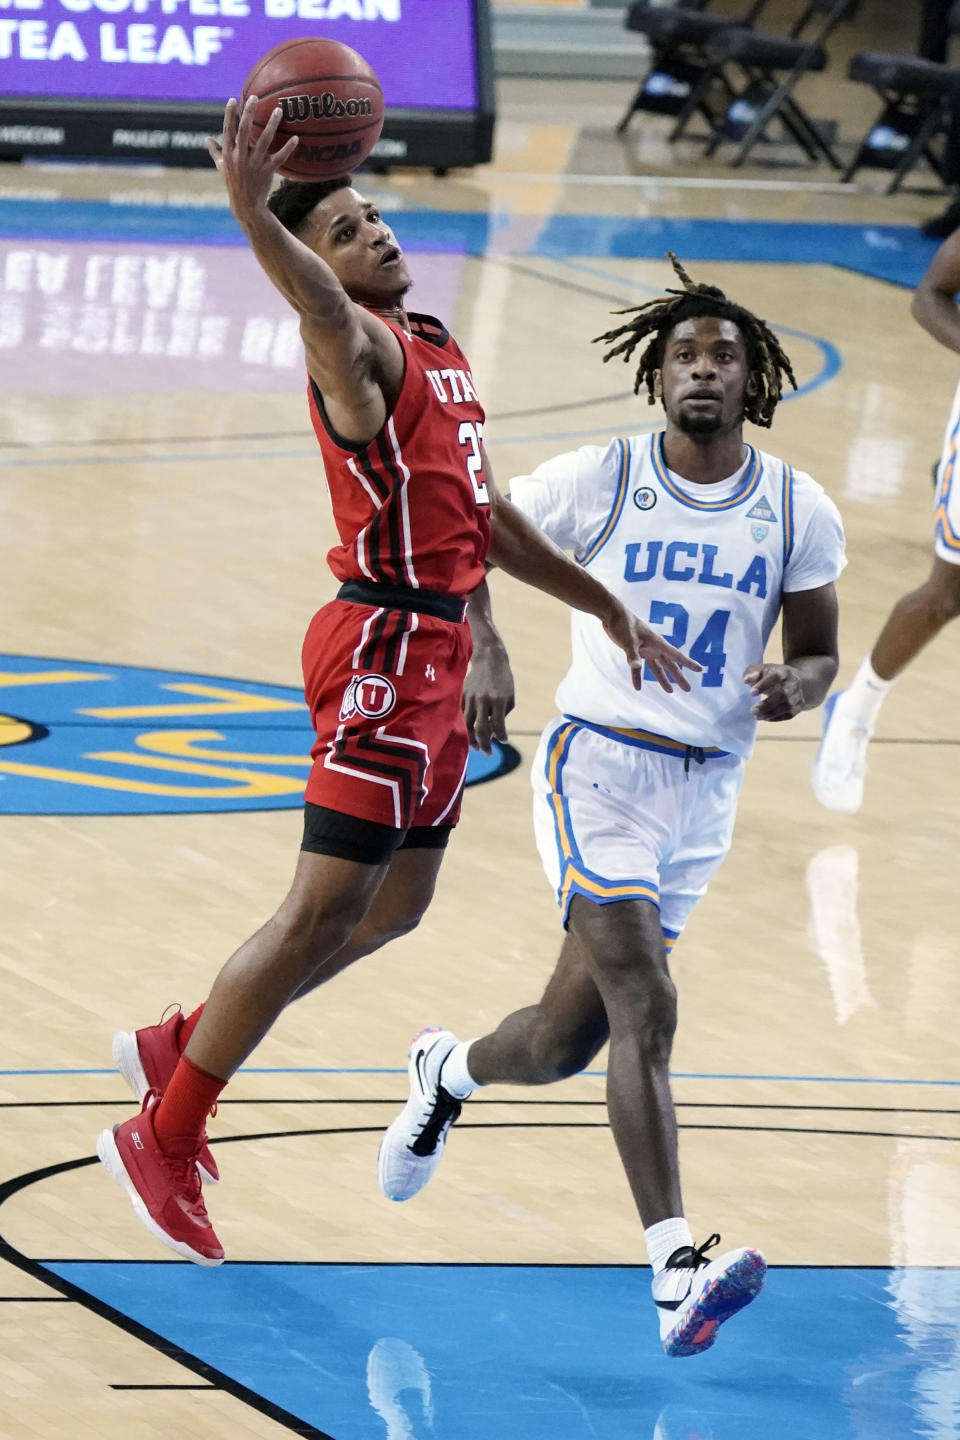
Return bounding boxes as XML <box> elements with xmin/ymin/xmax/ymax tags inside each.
<box><xmin>567</xmin><ymin>715</ymin><xmax>729</xmax><ymax>759</ymax></box>
<box><xmin>935</xmin><ymin>406</ymin><xmax>960</xmax><ymax>552</ymax></box>
<box><xmin>542</xmin><ymin>719</ymin><xmax>661</xmax><ymax>927</ymax></box>
<box><xmin>651</xmin><ymin>433</ymin><xmax>762</xmax><ymax>511</ymax></box>
<box><xmin>561</xmin><ymin>876</ymin><xmax>661</xmax><ymax>928</ymax></box>
<box><xmin>781</xmin><ymin>462</ymin><xmax>796</xmax><ymax>568</ymax></box>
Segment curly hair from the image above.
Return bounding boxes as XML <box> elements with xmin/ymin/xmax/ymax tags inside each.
<box><xmin>593</xmin><ymin>253</ymin><xmax>797</xmax><ymax>428</ymax></box>
<box><xmin>267</xmin><ymin>175</ymin><xmax>354</xmax><ymax>235</ymax></box>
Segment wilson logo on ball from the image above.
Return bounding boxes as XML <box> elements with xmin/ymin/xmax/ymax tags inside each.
<box><xmin>278</xmin><ymin>93</ymin><xmax>374</xmax><ymax>123</ymax></box>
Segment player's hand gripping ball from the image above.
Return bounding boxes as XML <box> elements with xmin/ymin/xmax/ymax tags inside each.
<box><xmin>241</xmin><ymin>37</ymin><xmax>384</xmax><ymax>181</ymax></box>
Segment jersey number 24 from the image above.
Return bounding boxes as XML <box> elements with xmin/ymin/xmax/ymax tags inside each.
<box><xmin>645</xmin><ymin>602</ymin><xmax>730</xmax><ymax>687</ymax></box>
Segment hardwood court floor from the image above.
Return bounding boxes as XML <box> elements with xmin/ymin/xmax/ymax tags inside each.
<box><xmin>1</xmin><ymin>17</ymin><xmax>959</xmax><ymax>1438</ymax></box>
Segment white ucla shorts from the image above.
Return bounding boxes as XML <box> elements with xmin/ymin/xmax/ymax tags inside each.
<box><xmin>935</xmin><ymin>378</ymin><xmax>960</xmax><ymax>565</ymax></box>
<box><xmin>532</xmin><ymin>716</ymin><xmax>745</xmax><ymax>951</ymax></box>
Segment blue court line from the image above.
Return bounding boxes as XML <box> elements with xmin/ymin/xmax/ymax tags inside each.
<box><xmin>2</xmin><ymin>1066</ymin><xmax>958</xmax><ymax>1084</ymax></box>
<box><xmin>0</xmin><ymin>428</ymin><xmax>667</xmax><ymax>471</ymax></box>
<box><xmin>0</xmin><ymin>203</ymin><xmax>939</xmax><ymax>289</ymax></box>
<box><xmin>0</xmin><ymin>423</ymin><xmax>655</xmax><ymax>471</ymax></box>
<box><xmin>0</xmin><ymin>198</ymin><xmax>492</xmax><ymax>250</ymax></box>
<box><xmin>528</xmin><ymin>215</ymin><xmax>938</xmax><ymax>290</ymax></box>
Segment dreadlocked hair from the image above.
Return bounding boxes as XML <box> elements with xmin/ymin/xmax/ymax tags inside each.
<box><xmin>592</xmin><ymin>252</ymin><xmax>797</xmax><ymax>429</ymax></box>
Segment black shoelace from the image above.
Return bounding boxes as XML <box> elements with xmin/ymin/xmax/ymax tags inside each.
<box><xmin>655</xmin><ymin>1234</ymin><xmax>722</xmax><ymax>1313</ymax></box>
<box><xmin>409</xmin><ymin>1085</ymin><xmax>462</xmax><ymax>1157</ymax></box>
<box><xmin>665</xmin><ymin>1232</ymin><xmax>721</xmax><ymax>1272</ymax></box>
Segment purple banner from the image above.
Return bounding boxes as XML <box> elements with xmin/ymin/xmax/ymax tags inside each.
<box><xmin>0</xmin><ymin>237</ymin><xmax>470</xmax><ymax>395</ymax></box>
<box><xmin>0</xmin><ymin>0</ymin><xmax>479</xmax><ymax>109</ymax></box>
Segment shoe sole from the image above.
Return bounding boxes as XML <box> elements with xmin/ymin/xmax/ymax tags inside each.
<box><xmin>96</xmin><ymin>1126</ymin><xmax>223</xmax><ymax>1268</ymax></box>
<box><xmin>112</xmin><ymin>1029</ymin><xmax>150</xmax><ymax>1099</ymax></box>
<box><xmin>112</xmin><ymin>1030</ymin><xmax>219</xmax><ymax>1187</ymax></box>
<box><xmin>662</xmin><ymin>1250</ymin><xmax>767</xmax><ymax>1359</ymax></box>
<box><xmin>377</xmin><ymin>1027</ymin><xmax>456</xmax><ymax>1203</ymax></box>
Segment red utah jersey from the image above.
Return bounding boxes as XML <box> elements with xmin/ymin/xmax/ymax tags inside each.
<box><xmin>308</xmin><ymin>311</ymin><xmax>491</xmax><ymax>598</ymax></box>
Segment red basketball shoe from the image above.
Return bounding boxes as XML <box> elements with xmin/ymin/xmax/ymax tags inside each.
<box><xmin>112</xmin><ymin>1007</ymin><xmax>219</xmax><ymax>1184</ymax></box>
<box><xmin>97</xmin><ymin>1092</ymin><xmax>225</xmax><ymax>1266</ymax></box>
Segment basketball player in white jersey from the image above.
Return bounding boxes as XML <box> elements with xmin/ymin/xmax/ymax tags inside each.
<box><xmin>378</xmin><ymin>257</ymin><xmax>847</xmax><ymax>1358</ymax></box>
<box><xmin>812</xmin><ymin>229</ymin><xmax>960</xmax><ymax>812</ymax></box>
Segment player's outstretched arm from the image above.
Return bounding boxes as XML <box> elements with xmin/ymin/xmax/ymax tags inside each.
<box><xmin>912</xmin><ymin>229</ymin><xmax>960</xmax><ymax>353</ymax></box>
<box><xmin>462</xmin><ymin>579</ymin><xmax>515</xmax><ymax>755</ymax></box>
<box><xmin>744</xmin><ymin>582</ymin><xmax>839</xmax><ymax>722</ymax></box>
<box><xmin>207</xmin><ymin>98</ymin><xmax>382</xmax><ymax>404</ymax></box>
<box><xmin>486</xmin><ymin>479</ymin><xmax>699</xmax><ymax>694</ymax></box>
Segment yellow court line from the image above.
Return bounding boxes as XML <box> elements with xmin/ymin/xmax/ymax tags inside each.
<box><xmin>0</xmin><ymin>671</ymin><xmax>111</xmax><ymax>688</ymax></box>
<box><xmin>82</xmin><ymin>683</ymin><xmax>304</xmax><ymax>719</ymax></box>
<box><xmin>135</xmin><ymin>730</ymin><xmax>311</xmax><ymax>765</ymax></box>
<box><xmin>0</xmin><ymin>757</ymin><xmax>304</xmax><ymax>798</ymax></box>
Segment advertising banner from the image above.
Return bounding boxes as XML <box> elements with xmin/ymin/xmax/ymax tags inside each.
<box><xmin>0</xmin><ymin>0</ymin><xmax>480</xmax><ymax>109</ymax></box>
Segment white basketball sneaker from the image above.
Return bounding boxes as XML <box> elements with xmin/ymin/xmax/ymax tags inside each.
<box><xmin>653</xmin><ymin>1235</ymin><xmax>766</xmax><ymax>1358</ymax></box>
<box><xmin>811</xmin><ymin>691</ymin><xmax>871</xmax><ymax>814</ymax></box>
<box><xmin>378</xmin><ymin>1027</ymin><xmax>463</xmax><ymax>1202</ymax></box>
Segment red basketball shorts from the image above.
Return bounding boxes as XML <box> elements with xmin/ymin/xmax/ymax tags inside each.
<box><xmin>301</xmin><ymin>597</ymin><xmax>473</xmax><ymax>832</ymax></box>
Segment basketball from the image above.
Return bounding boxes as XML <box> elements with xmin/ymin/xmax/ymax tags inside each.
<box><xmin>241</xmin><ymin>37</ymin><xmax>384</xmax><ymax>182</ymax></box>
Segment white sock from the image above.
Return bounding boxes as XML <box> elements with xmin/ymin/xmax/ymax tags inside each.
<box><xmin>842</xmin><ymin>655</ymin><xmax>892</xmax><ymax>730</ymax></box>
<box><xmin>645</xmin><ymin>1217</ymin><xmax>694</xmax><ymax>1276</ymax></box>
<box><xmin>439</xmin><ymin>1040</ymin><xmax>479</xmax><ymax>1100</ymax></box>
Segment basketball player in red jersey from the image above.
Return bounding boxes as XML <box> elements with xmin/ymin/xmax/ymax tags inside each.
<box><xmin>96</xmin><ymin>99</ymin><xmax>697</xmax><ymax>1265</ymax></box>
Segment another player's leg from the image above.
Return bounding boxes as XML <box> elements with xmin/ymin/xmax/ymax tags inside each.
<box><xmin>380</xmin><ymin>894</ymin><xmax>686</xmax><ymax>1222</ymax></box>
<box><xmin>290</xmin><ymin>834</ymin><xmax>449</xmax><ymax>996</ymax></box>
<box><xmin>377</xmin><ymin>930</ymin><xmax>609</xmax><ymax>1202</ymax></box>
<box><xmin>812</xmin><ymin>555</ymin><xmax>960</xmax><ymax>813</ymax></box>
<box><xmin>102</xmin><ymin>594</ymin><xmax>471</xmax><ymax>1263</ymax></box>
<box><xmin>380</xmin><ymin>892</ymin><xmax>763</xmax><ymax>1355</ymax></box>
<box><xmin>112</xmin><ymin>843</ymin><xmax>449</xmax><ymax>1185</ymax></box>
<box><xmin>569</xmin><ymin>895</ymin><xmax>681</xmax><ymax>1217</ymax></box>
<box><xmin>468</xmin><ymin>929</ymin><xmax>608</xmax><ymax>1085</ymax></box>
<box><xmin>380</xmin><ymin>722</ymin><xmax>620</xmax><ymax>1203</ymax></box>
<box><xmin>402</xmin><ymin>894</ymin><xmax>683</xmax><ymax>1228</ymax></box>
<box><xmin>99</xmin><ymin>841</ymin><xmax>443</xmax><ymax>1265</ymax></box>
<box><xmin>566</xmin><ymin>895</ymin><xmax>764</xmax><ymax>1358</ymax></box>
<box><xmin>380</xmin><ymin>722</ymin><xmax>762</xmax><ymax>1353</ymax></box>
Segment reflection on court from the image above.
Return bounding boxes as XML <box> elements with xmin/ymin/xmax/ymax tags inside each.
<box><xmin>3</xmin><ymin>58</ymin><xmax>960</xmax><ymax>1437</ymax></box>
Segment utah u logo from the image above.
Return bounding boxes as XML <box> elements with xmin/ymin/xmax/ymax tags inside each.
<box><xmin>341</xmin><ymin>673</ymin><xmax>397</xmax><ymax>722</ymax></box>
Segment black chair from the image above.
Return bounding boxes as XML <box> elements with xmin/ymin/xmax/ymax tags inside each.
<box><xmin>843</xmin><ymin>3</ymin><xmax>960</xmax><ymax>193</ymax></box>
<box><xmin>673</xmin><ymin>0</ymin><xmax>858</xmax><ymax>168</ymax></box>
<box><xmin>617</xmin><ymin>0</ymin><xmax>773</xmax><ymax>137</ymax></box>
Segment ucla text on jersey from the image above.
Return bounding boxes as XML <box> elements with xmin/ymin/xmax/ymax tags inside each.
<box><xmin>511</xmin><ymin>432</ymin><xmax>847</xmax><ymax>759</ymax></box>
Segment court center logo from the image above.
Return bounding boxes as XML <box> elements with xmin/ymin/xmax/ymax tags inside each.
<box><xmin>0</xmin><ymin>656</ymin><xmax>518</xmax><ymax>816</ymax></box>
